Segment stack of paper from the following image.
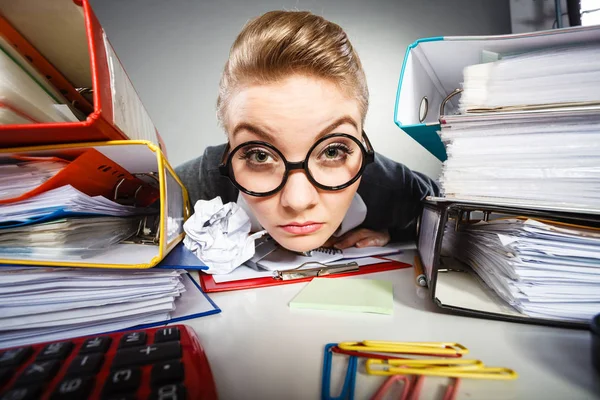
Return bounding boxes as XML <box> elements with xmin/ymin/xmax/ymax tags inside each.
<box><xmin>0</xmin><ymin>216</ymin><xmax>143</xmax><ymax>259</ymax></box>
<box><xmin>459</xmin><ymin>45</ymin><xmax>600</xmax><ymax>112</ymax></box>
<box><xmin>0</xmin><ymin>35</ymin><xmax>80</xmax><ymax>124</ymax></box>
<box><xmin>439</xmin><ymin>110</ymin><xmax>600</xmax><ymax>212</ymax></box>
<box><xmin>442</xmin><ymin>218</ymin><xmax>600</xmax><ymax>322</ymax></box>
<box><xmin>0</xmin><ymin>159</ymin><xmax>67</xmax><ymax>200</ymax></box>
<box><xmin>0</xmin><ymin>268</ymin><xmax>219</xmax><ymax>348</ymax></box>
<box><xmin>0</xmin><ymin>185</ymin><xmax>157</xmax><ymax>228</ymax></box>
<box><xmin>440</xmin><ymin>44</ymin><xmax>600</xmax><ymax>212</ymax></box>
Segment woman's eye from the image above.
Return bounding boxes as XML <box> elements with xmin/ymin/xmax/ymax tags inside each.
<box><xmin>325</xmin><ymin>147</ymin><xmax>339</xmax><ymax>159</ymax></box>
<box><xmin>320</xmin><ymin>144</ymin><xmax>351</xmax><ymax>161</ymax></box>
<box><xmin>241</xmin><ymin>148</ymin><xmax>275</xmax><ymax>164</ymax></box>
<box><xmin>252</xmin><ymin>151</ymin><xmax>269</xmax><ymax>162</ymax></box>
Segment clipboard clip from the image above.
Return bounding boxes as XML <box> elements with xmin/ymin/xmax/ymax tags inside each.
<box><xmin>274</xmin><ymin>261</ymin><xmax>359</xmax><ymax>281</ymax></box>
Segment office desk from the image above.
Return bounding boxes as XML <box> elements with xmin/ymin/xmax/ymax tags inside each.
<box><xmin>185</xmin><ymin>252</ymin><xmax>599</xmax><ymax>400</ymax></box>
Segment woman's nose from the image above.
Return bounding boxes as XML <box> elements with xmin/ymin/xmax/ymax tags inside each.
<box><xmin>279</xmin><ymin>170</ymin><xmax>319</xmax><ymax>211</ymax></box>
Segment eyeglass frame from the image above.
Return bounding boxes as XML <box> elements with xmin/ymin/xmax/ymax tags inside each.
<box><xmin>218</xmin><ymin>130</ymin><xmax>375</xmax><ymax>197</ymax></box>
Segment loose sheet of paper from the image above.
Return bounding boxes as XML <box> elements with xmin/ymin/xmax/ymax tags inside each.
<box><xmin>289</xmin><ymin>278</ymin><xmax>394</xmax><ymax>315</ymax></box>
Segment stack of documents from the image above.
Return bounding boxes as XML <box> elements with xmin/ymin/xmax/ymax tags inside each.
<box><xmin>0</xmin><ymin>35</ymin><xmax>81</xmax><ymax>124</ymax></box>
<box><xmin>0</xmin><ymin>268</ymin><xmax>219</xmax><ymax>348</ymax></box>
<box><xmin>0</xmin><ymin>216</ymin><xmax>143</xmax><ymax>259</ymax></box>
<box><xmin>0</xmin><ymin>159</ymin><xmax>67</xmax><ymax>200</ymax></box>
<box><xmin>459</xmin><ymin>45</ymin><xmax>600</xmax><ymax>113</ymax></box>
<box><xmin>439</xmin><ymin>43</ymin><xmax>600</xmax><ymax>213</ymax></box>
<box><xmin>0</xmin><ymin>185</ymin><xmax>156</xmax><ymax>228</ymax></box>
<box><xmin>442</xmin><ymin>218</ymin><xmax>600</xmax><ymax>322</ymax></box>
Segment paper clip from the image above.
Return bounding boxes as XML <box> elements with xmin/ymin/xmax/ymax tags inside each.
<box><xmin>443</xmin><ymin>378</ymin><xmax>461</xmax><ymax>400</ymax></box>
<box><xmin>366</xmin><ymin>359</ymin><xmax>518</xmax><ymax>380</ymax></box>
<box><xmin>338</xmin><ymin>341</ymin><xmax>468</xmax><ymax>357</ymax></box>
<box><xmin>276</xmin><ymin>262</ymin><xmax>359</xmax><ymax>281</ymax></box>
<box><xmin>371</xmin><ymin>374</ymin><xmax>461</xmax><ymax>400</ymax></box>
<box><xmin>370</xmin><ymin>376</ymin><xmax>412</xmax><ymax>400</ymax></box>
<box><xmin>322</xmin><ymin>343</ymin><xmax>358</xmax><ymax>400</ymax></box>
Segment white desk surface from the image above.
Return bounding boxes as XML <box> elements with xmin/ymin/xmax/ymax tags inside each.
<box><xmin>184</xmin><ymin>251</ymin><xmax>600</xmax><ymax>400</ymax></box>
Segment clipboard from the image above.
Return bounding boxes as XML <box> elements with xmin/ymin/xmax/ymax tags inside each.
<box><xmin>0</xmin><ymin>140</ymin><xmax>191</xmax><ymax>269</ymax></box>
<box><xmin>394</xmin><ymin>25</ymin><xmax>600</xmax><ymax>161</ymax></box>
<box><xmin>417</xmin><ymin>198</ymin><xmax>598</xmax><ymax>329</ymax></box>
<box><xmin>0</xmin><ymin>0</ymin><xmax>166</xmax><ymax>151</ymax></box>
<box><xmin>198</xmin><ymin>260</ymin><xmax>410</xmax><ymax>292</ymax></box>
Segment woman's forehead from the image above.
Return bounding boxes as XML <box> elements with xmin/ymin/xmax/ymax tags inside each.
<box><xmin>226</xmin><ymin>76</ymin><xmax>362</xmax><ymax>149</ymax></box>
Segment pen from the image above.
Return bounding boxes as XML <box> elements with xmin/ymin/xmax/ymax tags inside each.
<box><xmin>413</xmin><ymin>256</ymin><xmax>427</xmax><ymax>287</ymax></box>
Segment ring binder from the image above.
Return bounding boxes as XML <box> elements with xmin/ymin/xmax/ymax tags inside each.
<box><xmin>394</xmin><ymin>25</ymin><xmax>600</xmax><ymax>161</ymax></box>
<box><xmin>0</xmin><ymin>0</ymin><xmax>165</xmax><ymax>148</ymax></box>
<box><xmin>418</xmin><ymin>198</ymin><xmax>600</xmax><ymax>329</ymax></box>
<box><xmin>0</xmin><ymin>140</ymin><xmax>190</xmax><ymax>269</ymax></box>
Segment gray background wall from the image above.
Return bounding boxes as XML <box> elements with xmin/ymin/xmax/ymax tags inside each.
<box><xmin>90</xmin><ymin>0</ymin><xmax>512</xmax><ymax>178</ymax></box>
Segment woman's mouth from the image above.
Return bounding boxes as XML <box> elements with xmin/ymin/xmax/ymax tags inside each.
<box><xmin>279</xmin><ymin>222</ymin><xmax>324</xmax><ymax>234</ymax></box>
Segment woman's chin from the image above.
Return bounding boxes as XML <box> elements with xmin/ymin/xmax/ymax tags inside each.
<box><xmin>271</xmin><ymin>233</ymin><xmax>328</xmax><ymax>253</ymax></box>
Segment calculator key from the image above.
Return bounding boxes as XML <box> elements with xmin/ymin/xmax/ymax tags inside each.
<box><xmin>0</xmin><ymin>347</ymin><xmax>32</xmax><ymax>368</ymax></box>
<box><xmin>80</xmin><ymin>336</ymin><xmax>112</xmax><ymax>354</ymax></box>
<box><xmin>37</xmin><ymin>341</ymin><xmax>73</xmax><ymax>361</ymax></box>
<box><xmin>15</xmin><ymin>360</ymin><xmax>60</xmax><ymax>384</ymax></box>
<box><xmin>0</xmin><ymin>368</ymin><xmax>12</xmax><ymax>386</ymax></box>
<box><xmin>119</xmin><ymin>332</ymin><xmax>146</xmax><ymax>348</ymax></box>
<box><xmin>51</xmin><ymin>376</ymin><xmax>94</xmax><ymax>400</ymax></box>
<box><xmin>149</xmin><ymin>383</ymin><xmax>186</xmax><ymax>400</ymax></box>
<box><xmin>154</xmin><ymin>327</ymin><xmax>180</xmax><ymax>343</ymax></box>
<box><xmin>151</xmin><ymin>360</ymin><xmax>184</xmax><ymax>385</ymax></box>
<box><xmin>67</xmin><ymin>353</ymin><xmax>104</xmax><ymax>375</ymax></box>
<box><xmin>112</xmin><ymin>342</ymin><xmax>181</xmax><ymax>367</ymax></box>
<box><xmin>102</xmin><ymin>367</ymin><xmax>141</xmax><ymax>395</ymax></box>
<box><xmin>0</xmin><ymin>385</ymin><xmax>42</xmax><ymax>400</ymax></box>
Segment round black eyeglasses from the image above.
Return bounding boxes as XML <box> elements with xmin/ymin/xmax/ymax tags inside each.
<box><xmin>219</xmin><ymin>131</ymin><xmax>375</xmax><ymax>197</ymax></box>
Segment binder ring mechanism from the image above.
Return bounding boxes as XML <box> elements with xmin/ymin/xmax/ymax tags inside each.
<box><xmin>115</xmin><ymin>173</ymin><xmax>161</xmax><ymax>246</ymax></box>
<box><xmin>439</xmin><ymin>88</ymin><xmax>463</xmax><ymax>119</ymax></box>
<box><xmin>122</xmin><ymin>216</ymin><xmax>160</xmax><ymax>245</ymax></box>
<box><xmin>113</xmin><ymin>173</ymin><xmax>159</xmax><ymax>207</ymax></box>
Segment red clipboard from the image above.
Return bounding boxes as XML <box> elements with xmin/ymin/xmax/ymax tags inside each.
<box><xmin>198</xmin><ymin>259</ymin><xmax>412</xmax><ymax>292</ymax></box>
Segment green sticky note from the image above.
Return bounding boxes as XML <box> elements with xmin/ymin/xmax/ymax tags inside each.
<box><xmin>289</xmin><ymin>278</ymin><xmax>393</xmax><ymax>315</ymax></box>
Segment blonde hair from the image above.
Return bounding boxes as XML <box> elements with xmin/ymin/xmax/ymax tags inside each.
<box><xmin>217</xmin><ymin>10</ymin><xmax>369</xmax><ymax>129</ymax></box>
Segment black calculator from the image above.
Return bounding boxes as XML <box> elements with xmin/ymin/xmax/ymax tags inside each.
<box><xmin>0</xmin><ymin>324</ymin><xmax>217</xmax><ymax>400</ymax></box>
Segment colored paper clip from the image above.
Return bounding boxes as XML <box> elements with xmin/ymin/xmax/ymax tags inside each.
<box><xmin>371</xmin><ymin>374</ymin><xmax>461</xmax><ymax>400</ymax></box>
<box><xmin>338</xmin><ymin>341</ymin><xmax>468</xmax><ymax>357</ymax></box>
<box><xmin>332</xmin><ymin>346</ymin><xmax>410</xmax><ymax>361</ymax></box>
<box><xmin>276</xmin><ymin>262</ymin><xmax>359</xmax><ymax>281</ymax></box>
<box><xmin>370</xmin><ymin>376</ymin><xmax>412</xmax><ymax>400</ymax></box>
<box><xmin>443</xmin><ymin>379</ymin><xmax>461</xmax><ymax>400</ymax></box>
<box><xmin>366</xmin><ymin>359</ymin><xmax>518</xmax><ymax>380</ymax></box>
<box><xmin>322</xmin><ymin>343</ymin><xmax>358</xmax><ymax>400</ymax></box>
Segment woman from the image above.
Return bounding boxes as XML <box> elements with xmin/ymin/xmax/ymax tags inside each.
<box><xmin>176</xmin><ymin>10</ymin><xmax>439</xmax><ymax>254</ymax></box>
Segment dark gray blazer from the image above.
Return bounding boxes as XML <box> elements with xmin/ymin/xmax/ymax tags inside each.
<box><xmin>175</xmin><ymin>144</ymin><xmax>439</xmax><ymax>241</ymax></box>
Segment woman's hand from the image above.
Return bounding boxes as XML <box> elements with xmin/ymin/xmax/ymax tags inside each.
<box><xmin>324</xmin><ymin>228</ymin><xmax>390</xmax><ymax>249</ymax></box>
